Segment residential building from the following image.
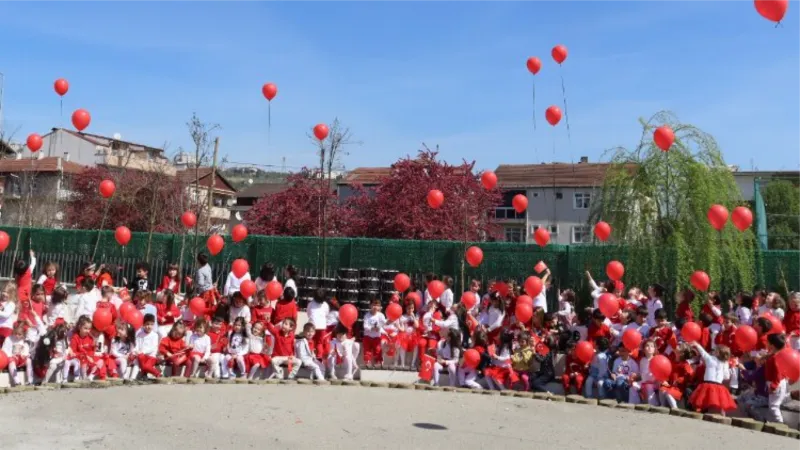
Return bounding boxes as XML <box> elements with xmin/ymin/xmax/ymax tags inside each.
<box><xmin>176</xmin><ymin>168</ymin><xmax>238</xmax><ymax>232</ymax></box>
<box><xmin>19</xmin><ymin>128</ymin><xmax>174</xmax><ymax>174</ymax></box>
<box><xmin>228</xmin><ymin>182</ymin><xmax>289</xmax><ymax>228</ymax></box>
<box><xmin>336</xmin><ymin>167</ymin><xmax>392</xmax><ymax>200</ymax></box>
<box><xmin>0</xmin><ymin>156</ymin><xmax>84</xmax><ymax>228</ymax></box>
<box><xmin>731</xmin><ymin>169</ymin><xmax>799</xmax><ymax>201</ymax></box>
<box><xmin>494</xmin><ymin>158</ymin><xmax>620</xmax><ymax>245</ymax></box>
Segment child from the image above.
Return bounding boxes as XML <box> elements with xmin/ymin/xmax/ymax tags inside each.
<box><xmin>132</xmin><ymin>314</ymin><xmax>162</xmax><ymax>379</ymax></box>
<box><xmin>734</xmin><ymin>293</ymin><xmax>754</xmax><ymax>326</ymax></box>
<box><xmin>702</xmin><ymin>292</ymin><xmax>725</xmax><ymax>328</ymax></box>
<box><xmin>306</xmin><ymin>288</ymin><xmax>331</xmax><ymax>361</ymax></box>
<box><xmin>156</xmin><ymin>290</ymin><xmax>181</xmax><ymax>338</ymax></box>
<box><xmin>135</xmin><ymin>290</ymin><xmax>158</xmax><ymax>322</ymax></box>
<box><xmin>646</xmin><ymin>284</ymin><xmax>664</xmax><ymax>327</ymax></box>
<box><xmin>784</xmin><ymin>292</ymin><xmax>800</xmax><ymax>351</ymax></box>
<box><xmin>37</xmin><ymin>323</ymin><xmax>69</xmax><ymax>383</ymax></box>
<box><xmin>764</xmin><ymin>334</ymin><xmax>790</xmax><ymax>423</ymax></box>
<box><xmin>187</xmin><ymin>319</ymin><xmax>212</xmax><ymax>378</ymax></box>
<box><xmin>95</xmin><ymin>264</ymin><xmax>116</xmax><ymax>289</ymax></box>
<box><xmin>510</xmin><ymin>331</ymin><xmax>534</xmax><ymax>391</ymax></box>
<box><xmin>439</xmin><ymin>276</ymin><xmax>455</xmax><ymax>310</ymax></box>
<box><xmin>295</xmin><ymin>323</ymin><xmax>325</xmax><ymax>380</ymax></box>
<box><xmin>610</xmin><ymin>346</ymin><xmax>639</xmax><ymax>403</ymax></box>
<box><xmin>649</xmin><ymin>309</ymin><xmax>677</xmax><ymax>358</ymax></box>
<box><xmin>483</xmin><ymin>293</ymin><xmax>505</xmax><ymax>345</ymax></box>
<box><xmin>243</xmin><ymin>321</ymin><xmax>270</xmax><ymax>380</ymax></box>
<box><xmin>418</xmin><ymin>301</ymin><xmax>440</xmax><ymax>361</ymax></box>
<box><xmin>75</xmin><ymin>262</ymin><xmax>97</xmax><ymax>288</ymax></box>
<box><xmin>0</xmin><ymin>283</ymin><xmax>18</xmax><ymax>347</ymax></box>
<box><xmin>159</xmin><ymin>323</ymin><xmax>189</xmax><ymax>377</ymax></box>
<box><xmin>206</xmin><ymin>317</ymin><xmax>228</xmax><ymax>379</ymax></box>
<box><xmin>530</xmin><ymin>335</ymin><xmax>557</xmax><ymax>392</ymax></box>
<box><xmin>659</xmin><ymin>344</ymin><xmax>695</xmax><ymax>409</ymax></box>
<box><xmin>110</xmin><ymin>322</ymin><xmax>136</xmax><ymax>380</ymax></box>
<box><xmin>223</xmin><ymin>264</ymin><xmax>251</xmax><ymax>297</ymax></box>
<box><xmin>127</xmin><ymin>262</ymin><xmax>151</xmax><ymax>296</ymax></box>
<box><xmin>36</xmin><ymin>261</ymin><xmax>59</xmax><ymax>297</ymax></box>
<box><xmin>458</xmin><ymin>329</ymin><xmax>488</xmax><ymax>390</ymax></box>
<box><xmin>585</xmin><ymin>337</ymin><xmax>611</xmax><ymax>399</ymax></box>
<box><xmin>569</xmin><ymin>308</ymin><xmax>592</xmax><ymax>344</ymax></box>
<box><xmin>433</xmin><ymin>329</ymin><xmax>462</xmax><ymax>387</ymax></box>
<box><xmin>223</xmin><ymin>317</ymin><xmax>249</xmax><ymax>379</ymax></box>
<box><xmin>629</xmin><ymin>339</ymin><xmax>659</xmax><ymax>405</ymax></box>
<box><xmin>562</xmin><ymin>341</ymin><xmax>589</xmax><ymax>395</ymax></box>
<box><xmin>624</xmin><ymin>306</ymin><xmax>651</xmax><ymax>341</ymax></box>
<box><xmin>68</xmin><ymin>316</ymin><xmax>96</xmax><ymax>381</ymax></box>
<box><xmin>250</xmin><ymin>290</ymin><xmax>273</xmax><ymax>328</ymax></box>
<box><xmin>362</xmin><ymin>298</ymin><xmax>386</xmax><ymax>367</ymax></box>
<box><xmin>75</xmin><ymin>277</ymin><xmax>100</xmax><ymax>319</ymax></box>
<box><xmin>45</xmin><ymin>286</ymin><xmax>69</xmax><ymax>328</ymax></box>
<box><xmin>328</xmin><ymin>325</ymin><xmax>359</xmax><ymax>381</ymax></box>
<box><xmin>13</xmin><ymin>250</ymin><xmax>36</xmax><ymax>302</ymax></box>
<box><xmin>266</xmin><ymin>318</ymin><xmax>299</xmax><ymax>379</ymax></box>
<box><xmin>228</xmin><ymin>291</ymin><xmax>252</xmax><ymax>325</ymax></box>
<box><xmin>87</xmin><ymin>325</ymin><xmax>110</xmax><ymax>380</ymax></box>
<box><xmin>398</xmin><ymin>300</ymin><xmax>419</xmax><ymax>368</ymax></box>
<box><xmin>272</xmin><ymin>287</ymin><xmax>298</xmax><ymax>325</ymax></box>
<box><xmin>688</xmin><ymin>341</ymin><xmax>736</xmax><ymax>415</ymax></box>
<box><xmin>675</xmin><ymin>289</ymin><xmax>695</xmax><ymax>322</ymax></box>
<box><xmin>587</xmin><ymin>309</ymin><xmax>613</xmax><ymax>346</ymax></box>
<box><xmin>2</xmin><ymin>322</ymin><xmax>32</xmax><ymax>386</ymax></box>
<box><xmin>556</xmin><ymin>289</ymin><xmax>576</xmax><ymax>326</ymax></box>
<box><xmin>283</xmin><ymin>265</ymin><xmax>298</xmax><ymax>299</ymax></box>
<box><xmin>255</xmin><ymin>263</ymin><xmax>276</xmax><ymax>292</ymax></box>
<box><xmin>158</xmin><ymin>264</ymin><xmax>181</xmax><ymax>294</ymax></box>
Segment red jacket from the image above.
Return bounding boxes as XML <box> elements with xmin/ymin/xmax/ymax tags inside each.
<box><xmin>156</xmin><ymin>303</ymin><xmax>180</xmax><ymax>326</ymax></box>
<box><xmin>41</xmin><ymin>276</ymin><xmax>57</xmax><ymax>296</ymax></box>
<box><xmin>208</xmin><ymin>329</ymin><xmax>228</xmax><ymax>354</ymax></box>
<box><xmin>715</xmin><ymin>326</ymin><xmax>742</xmax><ymax>356</ymax></box>
<box><xmin>158</xmin><ymin>276</ymin><xmax>180</xmax><ymax>294</ymax></box>
<box><xmin>701</xmin><ymin>304</ymin><xmax>724</xmax><ymax>325</ymax></box>
<box><xmin>649</xmin><ymin>325</ymin><xmax>677</xmax><ymax>355</ymax></box>
<box><xmin>70</xmin><ymin>334</ymin><xmax>95</xmax><ymax>358</ymax></box>
<box><xmin>15</xmin><ymin>268</ymin><xmax>32</xmax><ymax>302</ymax></box>
<box><xmin>265</xmin><ymin>322</ymin><xmax>295</xmax><ymax>357</ymax></box>
<box><xmin>784</xmin><ymin>309</ymin><xmax>800</xmax><ymax>336</ymax></box>
<box><xmin>251</xmin><ymin>305</ymin><xmax>273</xmax><ymax>325</ymax></box>
<box><xmin>159</xmin><ymin>336</ymin><xmax>186</xmax><ymax>357</ymax></box>
<box><xmin>587</xmin><ymin>322</ymin><xmax>612</xmax><ymax>344</ymax></box>
<box><xmin>765</xmin><ymin>353</ymin><xmax>785</xmax><ymax>392</ymax></box>
<box><xmin>676</xmin><ymin>301</ymin><xmax>694</xmax><ymax>322</ymax></box>
<box><xmin>271</xmin><ymin>300</ymin><xmax>298</xmax><ymax>325</ymax></box>
<box><xmin>668</xmin><ymin>360</ymin><xmax>695</xmax><ymax>392</ymax></box>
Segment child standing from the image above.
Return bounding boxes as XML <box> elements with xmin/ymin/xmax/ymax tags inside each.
<box><xmin>2</xmin><ymin>322</ymin><xmax>33</xmax><ymax>386</ymax></box>
<box><xmin>398</xmin><ymin>301</ymin><xmax>419</xmax><ymax>368</ymax></box>
<box><xmin>362</xmin><ymin>298</ymin><xmax>386</xmax><ymax>367</ymax></box>
<box><xmin>433</xmin><ymin>329</ymin><xmax>462</xmax><ymax>387</ymax></box>
<box><xmin>223</xmin><ymin>265</ymin><xmax>251</xmax><ymax>297</ymax></box>
<box><xmin>132</xmin><ymin>314</ymin><xmax>162</xmax><ymax>379</ymax></box>
<box><xmin>675</xmin><ymin>289</ymin><xmax>695</xmax><ymax>322</ymax></box>
<box><xmin>306</xmin><ymin>289</ymin><xmax>331</xmax><ymax>361</ymax></box>
<box><xmin>688</xmin><ymin>341</ymin><xmax>736</xmax><ymax>415</ymax></box>
<box><xmin>75</xmin><ymin>277</ymin><xmax>100</xmax><ymax>320</ymax></box>
<box><xmin>13</xmin><ymin>250</ymin><xmax>36</xmax><ymax>303</ymax></box>
<box><xmin>783</xmin><ymin>293</ymin><xmax>799</xmax><ymax>351</ymax></box>
<box><xmin>295</xmin><ymin>323</ymin><xmax>325</xmax><ymax>380</ymax></box>
<box><xmin>0</xmin><ymin>284</ymin><xmax>18</xmax><ymax>347</ymax></box>
<box><xmin>764</xmin><ymin>334</ymin><xmax>790</xmax><ymax>423</ymax></box>
<box><xmin>610</xmin><ymin>346</ymin><xmax>639</xmax><ymax>403</ymax></box>
<box><xmin>110</xmin><ymin>322</ymin><xmax>136</xmax><ymax>380</ymax></box>
<box><xmin>645</xmin><ymin>284</ymin><xmax>664</xmax><ymax>327</ymax></box>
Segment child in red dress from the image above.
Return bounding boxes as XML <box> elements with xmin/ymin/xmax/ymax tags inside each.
<box><xmin>159</xmin><ymin>322</ymin><xmax>189</xmax><ymax>377</ymax></box>
<box><xmin>158</xmin><ymin>264</ymin><xmax>181</xmax><ymax>294</ymax></box>
<box><xmin>562</xmin><ymin>341</ymin><xmax>589</xmax><ymax>395</ymax></box>
<box><xmin>68</xmin><ymin>316</ymin><xmax>96</xmax><ymax>381</ymax></box>
<box><xmin>659</xmin><ymin>344</ymin><xmax>695</xmax><ymax>409</ymax></box>
<box><xmin>36</xmin><ymin>260</ymin><xmax>59</xmax><ymax>297</ymax></box>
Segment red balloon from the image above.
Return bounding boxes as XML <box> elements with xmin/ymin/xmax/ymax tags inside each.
<box><xmin>427</xmin><ymin>189</ymin><xmax>444</xmax><ymax>209</ymax></box>
<box><xmin>682</xmin><ymin>322</ymin><xmax>702</xmax><ymax>343</ymax></box>
<box><xmin>731</xmin><ymin>206</ymin><xmax>753</xmax><ymax>231</ymax></box>
<box><xmin>649</xmin><ymin>355</ymin><xmax>673</xmax><ymax>382</ymax></box>
<box><xmin>428</xmin><ymin>280</ymin><xmax>445</xmax><ymax>300</ymax></box>
<box><xmin>386</xmin><ymin>303</ymin><xmax>402</xmax><ymax>322</ymax></box>
<box><xmin>512</xmin><ymin>194</ymin><xmax>528</xmax><ymax>213</ymax></box>
<box><xmin>406</xmin><ymin>292</ymin><xmax>422</xmax><ymax>311</ymax></box>
<box><xmin>524</xmin><ymin>276</ymin><xmax>543</xmax><ymax>298</ymax></box>
<box><xmin>98</xmin><ymin>179</ymin><xmax>116</xmax><ymax>199</ymax></box>
<box><xmin>606</xmin><ymin>260</ymin><xmax>625</xmax><ymax>281</ymax></box>
<box><xmin>460</xmin><ymin>292</ymin><xmax>477</xmax><ymax>310</ymax></box>
<box><xmin>93</xmin><ymin>308</ymin><xmax>113</xmax><ymax>331</ymax></box>
<box><xmin>189</xmin><ymin>297</ymin><xmax>206</xmax><ymax>316</ymax></box>
<box><xmin>231</xmin><ymin>259</ymin><xmax>249</xmax><ymax>279</ymax></box>
<box><xmin>533</xmin><ymin>228</ymin><xmax>550</xmax><ymax>247</ymax></box>
<box><xmin>481</xmin><ymin>171</ymin><xmax>497</xmax><ymax>190</ymax></box>
<box><xmin>339</xmin><ymin>304</ymin><xmax>358</xmax><ymax>329</ymax></box>
<box><xmin>240</xmin><ymin>280</ymin><xmax>256</xmax><ymax>298</ymax></box>
<box><xmin>26</xmin><ymin>134</ymin><xmax>43</xmax><ymax>152</ymax></box>
<box><xmin>0</xmin><ymin>350</ymin><xmax>7</xmax><ymax>370</ymax></box>
<box><xmin>574</xmin><ymin>341</ymin><xmax>594</xmax><ymax>364</ymax></box>
<box><xmin>463</xmin><ymin>349</ymin><xmax>481</xmax><ymax>369</ymax></box>
<box><xmin>763</xmin><ymin>313</ymin><xmax>784</xmax><ymax>335</ymax></box>
<box><xmin>118</xmin><ymin>301</ymin><xmax>136</xmax><ymax>321</ymax></box>
<box><xmin>598</xmin><ymin>293</ymin><xmax>619</xmax><ymax>318</ymax></box>
<box><xmin>653</xmin><ymin>126</ymin><xmax>675</xmax><ymax>152</ymax></box>
<box><xmin>690</xmin><ymin>270</ymin><xmax>710</xmax><ymax>292</ymax></box>
<box><xmin>594</xmin><ymin>221</ymin><xmax>611</xmax><ymax>242</ymax></box>
<box><xmin>262</xmin><ymin>82</ymin><xmax>278</xmax><ymax>101</ymax></box>
<box><xmin>707</xmin><ymin>205</ymin><xmax>729</xmax><ymax>231</ymax></box>
<box><xmin>394</xmin><ymin>273</ymin><xmax>410</xmax><ymax>292</ymax></box>
<box><xmin>465</xmin><ymin>246</ymin><xmax>483</xmax><ymax>268</ymax></box>
<box><xmin>776</xmin><ymin>348</ymin><xmax>800</xmax><ymax>383</ymax></box>
<box><xmin>545</xmin><ymin>105</ymin><xmax>562</xmax><ymax>126</ymax></box>
<box><xmin>492</xmin><ymin>281</ymin><xmax>510</xmax><ymax>298</ymax></box>
<box><xmin>551</xmin><ymin>44</ymin><xmax>568</xmax><ymax>64</ymax></box>
<box><xmin>313</xmin><ymin>123</ymin><xmax>329</xmax><ymax>141</ymax></box>
<box><xmin>125</xmin><ymin>309</ymin><xmax>144</xmax><ymax>329</ymax></box>
<box><xmin>526</xmin><ymin>57</ymin><xmax>542</xmax><ymax>75</ymax></box>
<box><xmin>232</xmin><ymin>224</ymin><xmax>248</xmax><ymax>242</ymax></box>
<box><xmin>755</xmin><ymin>0</ymin><xmax>789</xmax><ymax>23</ymax></box>
<box><xmin>266</xmin><ymin>280</ymin><xmax>283</xmax><ymax>300</ymax></box>
<box><xmin>534</xmin><ymin>261</ymin><xmax>547</xmax><ymax>274</ymax></box>
<box><xmin>622</xmin><ymin>329</ymin><xmax>642</xmax><ymax>351</ymax></box>
<box><xmin>516</xmin><ymin>295</ymin><xmax>533</xmax><ymax>307</ymax></box>
<box><xmin>734</xmin><ymin>325</ymin><xmax>758</xmax><ymax>353</ymax></box>
<box><xmin>515</xmin><ymin>303</ymin><xmax>533</xmax><ymax>323</ymax></box>
<box><xmin>71</xmin><ymin>109</ymin><xmax>91</xmax><ymax>132</ymax></box>
<box><xmin>207</xmin><ymin>234</ymin><xmax>224</xmax><ymax>255</ymax></box>
<box><xmin>115</xmin><ymin>226</ymin><xmax>131</xmax><ymax>246</ymax></box>
<box><xmin>0</xmin><ymin>231</ymin><xmax>9</xmax><ymax>253</ymax></box>
<box><xmin>54</xmin><ymin>78</ymin><xmax>69</xmax><ymax>96</ymax></box>
<box><xmin>181</xmin><ymin>211</ymin><xmax>197</xmax><ymax>228</ymax></box>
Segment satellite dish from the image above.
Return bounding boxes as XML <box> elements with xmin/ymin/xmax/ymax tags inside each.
<box><xmin>113</xmin><ymin>133</ymin><xmax>122</xmax><ymax>140</ymax></box>
<box><xmin>247</xmin><ymin>178</ymin><xmax>253</xmax><ymax>184</ymax></box>
<box><xmin>235</xmin><ymin>212</ymin><xmax>242</xmax><ymax>221</ymax></box>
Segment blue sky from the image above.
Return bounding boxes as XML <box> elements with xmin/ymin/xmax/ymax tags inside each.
<box><xmin>1</xmin><ymin>2</ymin><xmax>797</xmax><ymax>172</ymax></box>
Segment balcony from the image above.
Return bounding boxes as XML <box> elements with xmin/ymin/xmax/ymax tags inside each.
<box><xmin>494</xmin><ymin>206</ymin><xmax>525</xmax><ymax>221</ymax></box>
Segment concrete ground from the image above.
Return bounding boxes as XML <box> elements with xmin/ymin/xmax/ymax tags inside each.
<box><xmin>0</xmin><ymin>385</ymin><xmax>794</xmax><ymax>450</ymax></box>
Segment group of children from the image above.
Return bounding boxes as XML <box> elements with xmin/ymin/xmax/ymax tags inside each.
<box><xmin>0</xmin><ymin>254</ymin><xmax>797</xmax><ymax>425</ymax></box>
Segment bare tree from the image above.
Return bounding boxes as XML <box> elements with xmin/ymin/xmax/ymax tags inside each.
<box><xmin>186</xmin><ymin>113</ymin><xmax>220</xmax><ymax>255</ymax></box>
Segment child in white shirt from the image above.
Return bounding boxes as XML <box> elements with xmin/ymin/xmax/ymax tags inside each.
<box><xmin>611</xmin><ymin>346</ymin><xmax>639</xmax><ymax>403</ymax></box>
<box><xmin>362</xmin><ymin>299</ymin><xmax>386</xmax><ymax>367</ymax></box>
<box><xmin>110</xmin><ymin>322</ymin><xmax>136</xmax><ymax>380</ymax></box>
<box><xmin>327</xmin><ymin>326</ymin><xmax>359</xmax><ymax>381</ymax></box>
<box><xmin>295</xmin><ymin>323</ymin><xmax>324</xmax><ymax>380</ymax></box>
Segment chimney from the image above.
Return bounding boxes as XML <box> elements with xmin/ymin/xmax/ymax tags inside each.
<box><xmin>579</xmin><ymin>156</ymin><xmax>589</xmax><ymax>164</ymax></box>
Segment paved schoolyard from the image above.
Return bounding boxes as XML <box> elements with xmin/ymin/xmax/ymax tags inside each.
<box><xmin>0</xmin><ymin>385</ymin><xmax>794</xmax><ymax>450</ymax></box>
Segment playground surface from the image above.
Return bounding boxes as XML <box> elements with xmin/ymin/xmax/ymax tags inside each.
<box><xmin>0</xmin><ymin>384</ymin><xmax>794</xmax><ymax>450</ymax></box>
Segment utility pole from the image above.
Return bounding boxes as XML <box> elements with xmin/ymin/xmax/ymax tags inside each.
<box><xmin>206</xmin><ymin>137</ymin><xmax>220</xmax><ymax>232</ymax></box>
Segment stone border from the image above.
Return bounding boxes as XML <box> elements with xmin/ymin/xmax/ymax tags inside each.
<box><xmin>0</xmin><ymin>381</ymin><xmax>796</xmax><ymax>440</ymax></box>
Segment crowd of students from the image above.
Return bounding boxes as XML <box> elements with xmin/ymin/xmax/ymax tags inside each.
<box><xmin>0</xmin><ymin>251</ymin><xmax>797</xmax><ymax>425</ymax></box>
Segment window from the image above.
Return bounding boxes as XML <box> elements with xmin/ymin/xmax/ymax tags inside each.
<box><xmin>532</xmin><ymin>192</ymin><xmax>539</xmax><ymax>198</ymax></box>
<box><xmin>504</xmin><ymin>227</ymin><xmax>524</xmax><ymax>243</ymax></box>
<box><xmin>574</xmin><ymin>192</ymin><xmax>591</xmax><ymax>209</ymax></box>
<box><xmin>533</xmin><ymin>224</ymin><xmax>559</xmax><ymax>236</ymax></box>
<box><xmin>555</xmin><ymin>192</ymin><xmax>563</xmax><ymax>200</ymax></box>
<box><xmin>572</xmin><ymin>225</ymin><xmax>592</xmax><ymax>244</ymax></box>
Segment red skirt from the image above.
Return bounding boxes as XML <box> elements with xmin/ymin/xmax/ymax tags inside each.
<box><xmin>381</xmin><ymin>332</ymin><xmax>398</xmax><ymax>357</ymax></box>
<box><xmin>689</xmin><ymin>382</ymin><xmax>736</xmax><ymax>411</ymax></box>
<box><xmin>245</xmin><ymin>353</ymin><xmax>271</xmax><ymax>369</ymax></box>
<box><xmin>484</xmin><ymin>366</ymin><xmax>519</xmax><ymax>387</ymax></box>
<box><xmin>659</xmin><ymin>385</ymin><xmax>683</xmax><ymax>401</ymax></box>
<box><xmin>398</xmin><ymin>332</ymin><xmax>416</xmax><ymax>352</ymax></box>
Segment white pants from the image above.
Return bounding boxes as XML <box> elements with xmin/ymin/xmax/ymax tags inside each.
<box><xmin>433</xmin><ymin>361</ymin><xmax>457</xmax><ymax>386</ymax></box>
<box><xmin>8</xmin><ymin>357</ymin><xmax>33</xmax><ymax>386</ymax></box>
<box><xmin>208</xmin><ymin>353</ymin><xmax>223</xmax><ymax>378</ymax></box>
<box><xmin>458</xmin><ymin>367</ymin><xmax>481</xmax><ymax>389</ymax></box>
<box><xmin>300</xmin><ymin>358</ymin><xmax>324</xmax><ymax>380</ymax></box>
<box><xmin>327</xmin><ymin>342</ymin><xmax>360</xmax><ymax>380</ymax></box>
<box><xmin>45</xmin><ymin>357</ymin><xmax>65</xmax><ymax>383</ymax></box>
<box><xmin>223</xmin><ymin>354</ymin><xmax>246</xmax><ymax>378</ymax></box>
<box><xmin>659</xmin><ymin>391</ymin><xmax>679</xmax><ymax>409</ymax></box>
<box><xmin>62</xmin><ymin>359</ymin><xmax>81</xmax><ymax>382</ymax></box>
<box><xmin>270</xmin><ymin>356</ymin><xmax>301</xmax><ymax>379</ymax></box>
<box><xmin>629</xmin><ymin>382</ymin><xmax>659</xmax><ymax>405</ymax></box>
<box><xmin>768</xmin><ymin>379</ymin><xmax>789</xmax><ymax>423</ymax></box>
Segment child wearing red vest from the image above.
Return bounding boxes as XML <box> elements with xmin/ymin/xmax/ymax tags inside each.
<box><xmin>36</xmin><ymin>260</ymin><xmax>59</xmax><ymax>297</ymax></box>
<box><xmin>13</xmin><ymin>250</ymin><xmax>36</xmax><ymax>302</ymax></box>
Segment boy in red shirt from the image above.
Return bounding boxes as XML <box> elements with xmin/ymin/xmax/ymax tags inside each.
<box><xmin>271</xmin><ymin>287</ymin><xmax>298</xmax><ymax>325</ymax></box>
<box><xmin>266</xmin><ymin>317</ymin><xmax>300</xmax><ymax>379</ymax></box>
<box><xmin>765</xmin><ymin>334</ymin><xmax>790</xmax><ymax>424</ymax></box>
<box><xmin>13</xmin><ymin>250</ymin><xmax>36</xmax><ymax>302</ymax></box>
<box><xmin>207</xmin><ymin>317</ymin><xmax>228</xmax><ymax>378</ymax></box>
<box><xmin>587</xmin><ymin>309</ymin><xmax>612</xmax><ymax>345</ymax></box>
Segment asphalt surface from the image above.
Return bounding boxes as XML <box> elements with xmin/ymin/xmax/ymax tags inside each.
<box><xmin>0</xmin><ymin>384</ymin><xmax>793</xmax><ymax>450</ymax></box>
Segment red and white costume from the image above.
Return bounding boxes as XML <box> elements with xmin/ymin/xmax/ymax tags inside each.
<box><xmin>689</xmin><ymin>345</ymin><xmax>735</xmax><ymax>412</ymax></box>
<box><xmin>1</xmin><ymin>334</ymin><xmax>32</xmax><ymax>385</ymax></box>
<box><xmin>307</xmin><ymin>300</ymin><xmax>331</xmax><ymax>360</ymax></box>
<box><xmin>362</xmin><ymin>311</ymin><xmax>387</xmax><ymax>365</ymax></box>
<box><xmin>133</xmin><ymin>329</ymin><xmax>162</xmax><ymax>379</ymax></box>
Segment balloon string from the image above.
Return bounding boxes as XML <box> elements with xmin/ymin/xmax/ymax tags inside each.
<box><xmin>559</xmin><ymin>68</ymin><xmax>571</xmax><ymax>142</ymax></box>
<box><xmin>532</xmin><ymin>79</ymin><xmax>537</xmax><ymax>131</ymax></box>
<box><xmin>268</xmin><ymin>102</ymin><xmax>272</xmax><ymax>146</ymax></box>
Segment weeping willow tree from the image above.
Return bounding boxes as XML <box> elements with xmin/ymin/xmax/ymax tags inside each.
<box><xmin>591</xmin><ymin>111</ymin><xmax>756</xmax><ymax>306</ymax></box>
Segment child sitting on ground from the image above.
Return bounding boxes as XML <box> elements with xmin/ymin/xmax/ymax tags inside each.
<box><xmin>266</xmin><ymin>317</ymin><xmax>299</xmax><ymax>379</ymax></box>
<box><xmin>585</xmin><ymin>337</ymin><xmax>611</xmax><ymax>399</ymax></box>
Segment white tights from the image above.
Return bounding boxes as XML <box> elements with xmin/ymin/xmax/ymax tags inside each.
<box><xmin>8</xmin><ymin>358</ymin><xmax>33</xmax><ymax>386</ymax></box>
<box><xmin>458</xmin><ymin>367</ymin><xmax>481</xmax><ymax>389</ymax></box>
<box><xmin>222</xmin><ymin>355</ymin><xmax>246</xmax><ymax>378</ymax></box>
<box><xmin>433</xmin><ymin>361</ymin><xmax>457</xmax><ymax>386</ymax></box>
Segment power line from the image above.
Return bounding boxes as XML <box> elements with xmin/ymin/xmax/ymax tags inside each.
<box><xmin>224</xmin><ymin>160</ymin><xmax>304</xmax><ymax>170</ymax></box>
